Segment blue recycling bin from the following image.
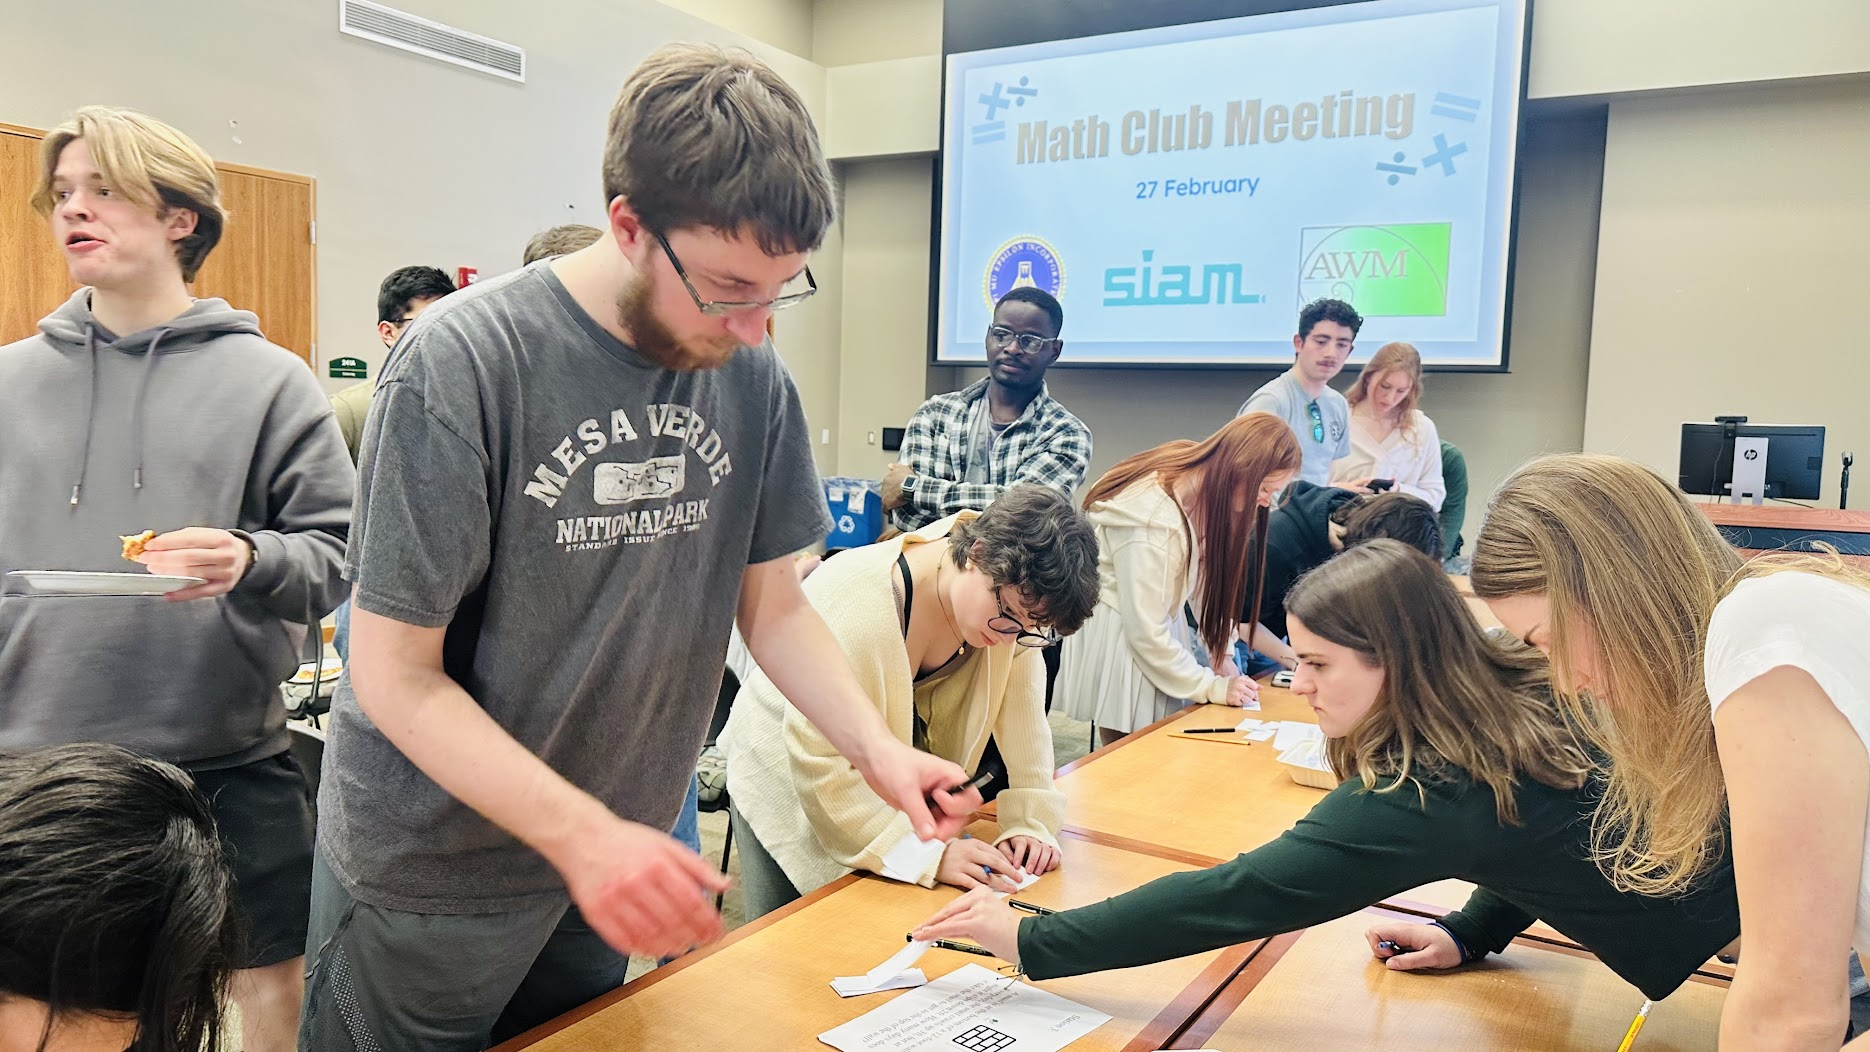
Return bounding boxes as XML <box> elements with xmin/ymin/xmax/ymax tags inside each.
<box><xmin>823</xmin><ymin>477</ymin><xmax>884</xmax><ymax>551</ymax></box>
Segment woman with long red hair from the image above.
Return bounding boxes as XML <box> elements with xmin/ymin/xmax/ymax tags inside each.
<box><xmin>1057</xmin><ymin>413</ymin><xmax>1301</xmax><ymax>745</ymax></box>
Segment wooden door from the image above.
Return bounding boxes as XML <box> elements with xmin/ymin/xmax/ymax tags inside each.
<box><xmin>0</xmin><ymin>125</ymin><xmax>79</xmax><ymax>345</ymax></box>
<box><xmin>192</xmin><ymin>164</ymin><xmax>316</xmax><ymax>363</ymax></box>
<box><xmin>0</xmin><ymin>122</ymin><xmax>316</xmax><ymax>364</ymax></box>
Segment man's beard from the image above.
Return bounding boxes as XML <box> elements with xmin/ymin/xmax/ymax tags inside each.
<box><xmin>616</xmin><ymin>269</ymin><xmax>741</xmax><ymax>372</ymax></box>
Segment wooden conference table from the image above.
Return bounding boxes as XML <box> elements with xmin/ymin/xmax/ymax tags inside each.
<box><xmin>493</xmin><ymin>818</ymin><xmax>1261</xmax><ymax>1052</ymax></box>
<box><xmin>501</xmin><ymin>687</ymin><xmax>1725</xmax><ymax>1050</ymax></box>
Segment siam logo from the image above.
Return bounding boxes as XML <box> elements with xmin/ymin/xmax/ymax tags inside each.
<box><xmin>984</xmin><ymin>236</ymin><xmax>1065</xmax><ymax>309</ymax></box>
<box><xmin>1103</xmin><ymin>249</ymin><xmax>1264</xmax><ymax>307</ymax></box>
<box><xmin>1297</xmin><ymin>223</ymin><xmax>1451</xmax><ymax>317</ymax></box>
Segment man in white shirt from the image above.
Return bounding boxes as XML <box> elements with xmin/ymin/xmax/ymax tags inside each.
<box><xmin>1237</xmin><ymin>298</ymin><xmax>1361</xmax><ymax>485</ymax></box>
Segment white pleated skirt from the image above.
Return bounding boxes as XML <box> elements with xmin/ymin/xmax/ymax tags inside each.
<box><xmin>1055</xmin><ymin>601</ymin><xmax>1199</xmax><ymax>734</ymax></box>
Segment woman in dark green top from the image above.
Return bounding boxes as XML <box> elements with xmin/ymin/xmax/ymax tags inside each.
<box><xmin>913</xmin><ymin>540</ymin><xmax>1740</xmax><ymax>1001</ymax></box>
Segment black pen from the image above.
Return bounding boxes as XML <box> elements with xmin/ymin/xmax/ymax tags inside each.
<box><xmin>1377</xmin><ymin>940</ymin><xmax>1412</xmax><ymax>954</ymax></box>
<box><xmin>1008</xmin><ymin>900</ymin><xmax>1057</xmax><ymax>916</ymax></box>
<box><xmin>1180</xmin><ymin>727</ymin><xmax>1245</xmax><ymax>736</ymax></box>
<box><xmin>915</xmin><ymin>936</ymin><xmax>999</xmax><ymax>958</ymax></box>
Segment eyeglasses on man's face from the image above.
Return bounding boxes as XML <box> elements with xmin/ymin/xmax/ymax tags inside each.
<box><xmin>653</xmin><ymin>230</ymin><xmax>816</xmax><ymax>318</ymax></box>
<box><xmin>989</xmin><ymin>586</ymin><xmax>1059</xmax><ymax>648</ymax></box>
<box><xmin>986</xmin><ymin>326</ymin><xmax>1057</xmax><ymax>356</ymax></box>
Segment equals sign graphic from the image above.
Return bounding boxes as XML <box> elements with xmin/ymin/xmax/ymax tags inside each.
<box><xmin>1431</xmin><ymin>92</ymin><xmax>1482</xmax><ymax>122</ymax></box>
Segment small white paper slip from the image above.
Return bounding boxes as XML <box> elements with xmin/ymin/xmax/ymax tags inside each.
<box><xmin>1009</xmin><ymin>870</ymin><xmax>1040</xmax><ymax>892</ymax></box>
<box><xmin>879</xmin><ymin>835</ymin><xmax>947</xmax><ymax>884</ymax></box>
<box><xmin>831</xmin><ymin>940</ymin><xmax>932</xmax><ymax>998</ymax></box>
<box><xmin>1245</xmin><ymin>728</ymin><xmax>1277</xmax><ymax>742</ymax></box>
<box><xmin>820</xmin><ymin>963</ymin><xmax>1111</xmax><ymax>1052</ymax></box>
<box><xmin>1235</xmin><ymin>717</ymin><xmax>1266</xmax><ymax>731</ymax></box>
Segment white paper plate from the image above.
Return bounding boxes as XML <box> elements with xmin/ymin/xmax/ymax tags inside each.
<box><xmin>3</xmin><ymin>570</ymin><xmax>207</xmax><ymax>597</ymax></box>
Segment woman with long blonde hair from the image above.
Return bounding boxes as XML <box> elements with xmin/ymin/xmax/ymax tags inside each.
<box><xmin>1330</xmin><ymin>341</ymin><xmax>1445</xmax><ymax>510</ymax></box>
<box><xmin>1473</xmin><ymin>452</ymin><xmax>1870</xmax><ymax>1049</ymax></box>
<box><xmin>1057</xmin><ymin>413</ymin><xmax>1299</xmax><ymax>744</ymax></box>
<box><xmin>913</xmin><ymin>541</ymin><xmax>1739</xmax><ymax>998</ymax></box>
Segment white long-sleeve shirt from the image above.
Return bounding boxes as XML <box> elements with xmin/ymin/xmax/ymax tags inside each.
<box><xmin>1329</xmin><ymin>409</ymin><xmax>1446</xmax><ymax>511</ymax></box>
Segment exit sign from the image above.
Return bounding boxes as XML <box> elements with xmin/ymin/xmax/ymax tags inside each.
<box><xmin>329</xmin><ymin>356</ymin><xmax>369</xmax><ymax>380</ymax></box>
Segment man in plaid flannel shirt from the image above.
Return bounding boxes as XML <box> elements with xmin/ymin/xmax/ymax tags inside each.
<box><xmin>883</xmin><ymin>288</ymin><xmax>1092</xmax><ymax>531</ymax></box>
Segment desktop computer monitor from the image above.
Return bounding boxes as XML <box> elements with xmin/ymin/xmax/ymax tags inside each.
<box><xmin>1679</xmin><ymin>422</ymin><xmax>1825</xmax><ymax>501</ymax></box>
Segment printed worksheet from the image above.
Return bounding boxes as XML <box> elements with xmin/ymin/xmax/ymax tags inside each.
<box><xmin>819</xmin><ymin>964</ymin><xmax>1109</xmax><ymax>1052</ymax></box>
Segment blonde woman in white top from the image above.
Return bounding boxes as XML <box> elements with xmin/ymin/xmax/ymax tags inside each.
<box><xmin>1475</xmin><ymin>455</ymin><xmax>1870</xmax><ymax>1049</ymax></box>
<box><xmin>1058</xmin><ymin>413</ymin><xmax>1301</xmax><ymax>745</ymax></box>
<box><xmin>1330</xmin><ymin>341</ymin><xmax>1445</xmax><ymax>511</ymax></box>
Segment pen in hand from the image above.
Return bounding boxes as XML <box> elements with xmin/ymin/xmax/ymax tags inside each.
<box><xmin>1008</xmin><ymin>900</ymin><xmax>1056</xmax><ymax>916</ymax></box>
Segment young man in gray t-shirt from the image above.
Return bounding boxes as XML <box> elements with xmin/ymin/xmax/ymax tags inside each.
<box><xmin>302</xmin><ymin>45</ymin><xmax>981</xmax><ymax>1050</ymax></box>
<box><xmin>1237</xmin><ymin>298</ymin><xmax>1362</xmax><ymax>485</ymax></box>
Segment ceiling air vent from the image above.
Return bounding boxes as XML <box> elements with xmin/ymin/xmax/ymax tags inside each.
<box><xmin>339</xmin><ymin>0</ymin><xmax>525</xmax><ymax>82</ymax></box>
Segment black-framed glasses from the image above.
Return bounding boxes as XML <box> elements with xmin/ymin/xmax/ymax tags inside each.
<box><xmin>1305</xmin><ymin>400</ymin><xmax>1325</xmax><ymax>444</ymax></box>
<box><xmin>988</xmin><ymin>587</ymin><xmax>1059</xmax><ymax>648</ymax></box>
<box><xmin>653</xmin><ymin>230</ymin><xmax>816</xmax><ymax>318</ymax></box>
<box><xmin>986</xmin><ymin>326</ymin><xmax>1057</xmax><ymax>355</ymax></box>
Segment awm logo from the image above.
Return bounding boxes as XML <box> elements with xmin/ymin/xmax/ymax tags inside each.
<box><xmin>1297</xmin><ymin>223</ymin><xmax>1451</xmax><ymax>317</ymax></box>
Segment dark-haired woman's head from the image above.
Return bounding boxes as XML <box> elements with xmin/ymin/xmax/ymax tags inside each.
<box><xmin>945</xmin><ymin>483</ymin><xmax>1101</xmax><ymax>644</ymax></box>
<box><xmin>0</xmin><ymin>743</ymin><xmax>237</xmax><ymax>1052</ymax></box>
<box><xmin>1284</xmin><ymin>540</ymin><xmax>1590</xmax><ymax>825</ymax></box>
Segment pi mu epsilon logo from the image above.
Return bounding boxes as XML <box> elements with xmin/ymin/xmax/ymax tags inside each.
<box><xmin>984</xmin><ymin>236</ymin><xmax>1065</xmax><ymax>309</ymax></box>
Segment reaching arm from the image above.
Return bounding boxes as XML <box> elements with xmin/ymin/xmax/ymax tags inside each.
<box><xmin>918</xmin><ymin>780</ymin><xmax>1468</xmax><ymax>978</ymax></box>
<box><xmin>1110</xmin><ymin>535</ymin><xmax>1228</xmax><ymax>703</ymax></box>
<box><xmin>986</xmin><ymin>650</ymin><xmax>1065</xmax><ymax>853</ymax></box>
<box><xmin>347</xmin><ymin>605</ymin><xmax>727</xmax><ymax>958</ymax></box>
<box><xmin>739</xmin><ymin>556</ymin><xmax>977</xmax><ymax>841</ymax></box>
<box><xmin>1715</xmin><ymin>665</ymin><xmax>1865</xmax><ymax>1051</ymax></box>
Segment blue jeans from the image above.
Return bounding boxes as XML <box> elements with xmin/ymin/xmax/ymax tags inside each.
<box><xmin>671</xmin><ymin>772</ymin><xmax>700</xmax><ymax>853</ymax></box>
<box><xmin>1234</xmin><ymin>640</ymin><xmax>1285</xmax><ymax>679</ymax></box>
<box><xmin>332</xmin><ymin>598</ymin><xmax>351</xmax><ymax>663</ymax></box>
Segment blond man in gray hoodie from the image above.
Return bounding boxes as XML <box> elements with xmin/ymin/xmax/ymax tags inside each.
<box><xmin>0</xmin><ymin>106</ymin><xmax>352</xmax><ymax>1052</ymax></box>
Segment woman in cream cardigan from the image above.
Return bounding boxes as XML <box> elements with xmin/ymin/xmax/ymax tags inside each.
<box><xmin>1059</xmin><ymin>412</ymin><xmax>1302</xmax><ymax>745</ymax></box>
<box><xmin>723</xmin><ymin>485</ymin><xmax>1100</xmax><ymax>920</ymax></box>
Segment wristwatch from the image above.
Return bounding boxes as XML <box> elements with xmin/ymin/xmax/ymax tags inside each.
<box><xmin>899</xmin><ymin>474</ymin><xmax>920</xmax><ymax>497</ymax></box>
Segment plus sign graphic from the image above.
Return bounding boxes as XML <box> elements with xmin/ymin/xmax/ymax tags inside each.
<box><xmin>972</xmin><ymin>76</ymin><xmax>1037</xmax><ymax>145</ymax></box>
<box><xmin>1421</xmin><ymin>133</ymin><xmax>1469</xmax><ymax>176</ymax></box>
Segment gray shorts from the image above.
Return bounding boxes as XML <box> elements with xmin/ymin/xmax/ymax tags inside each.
<box><xmin>299</xmin><ymin>852</ymin><xmax>629</xmax><ymax>1051</ymax></box>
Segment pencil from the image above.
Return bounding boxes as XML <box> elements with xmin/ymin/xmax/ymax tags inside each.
<box><xmin>1615</xmin><ymin>1000</ymin><xmax>1653</xmax><ymax>1052</ymax></box>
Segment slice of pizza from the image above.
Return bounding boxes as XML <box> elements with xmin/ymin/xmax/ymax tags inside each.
<box><xmin>120</xmin><ymin>530</ymin><xmax>156</xmax><ymax>561</ymax></box>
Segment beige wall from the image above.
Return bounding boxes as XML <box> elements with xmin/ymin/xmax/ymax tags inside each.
<box><xmin>1528</xmin><ymin>1</ymin><xmax>1870</xmax><ymax>99</ymax></box>
<box><xmin>0</xmin><ymin>0</ymin><xmax>844</xmax><ymax>470</ymax></box>
<box><xmin>813</xmin><ymin>0</ymin><xmax>943</xmax><ymax>66</ymax></box>
<box><xmin>659</xmin><ymin>0</ymin><xmax>817</xmax><ymax>58</ymax></box>
<box><xmin>1583</xmin><ymin>79</ymin><xmax>1870</xmax><ymax>504</ymax></box>
<box><xmin>833</xmin><ymin>156</ymin><xmax>937</xmax><ymax>478</ymax></box>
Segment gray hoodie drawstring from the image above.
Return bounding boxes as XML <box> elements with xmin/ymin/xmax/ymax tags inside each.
<box><xmin>129</xmin><ymin>329</ymin><xmax>168</xmax><ymax>490</ymax></box>
<box><xmin>69</xmin><ymin>327</ymin><xmax>100</xmax><ymax>507</ymax></box>
<box><xmin>68</xmin><ymin>326</ymin><xmax>169</xmax><ymax>504</ymax></box>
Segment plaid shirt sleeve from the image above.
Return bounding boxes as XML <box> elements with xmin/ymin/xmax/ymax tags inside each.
<box><xmin>910</xmin><ymin>402</ymin><xmax>1092</xmax><ymax>522</ymax></box>
<box><xmin>892</xmin><ymin>397</ymin><xmax>961</xmax><ymax>531</ymax></box>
